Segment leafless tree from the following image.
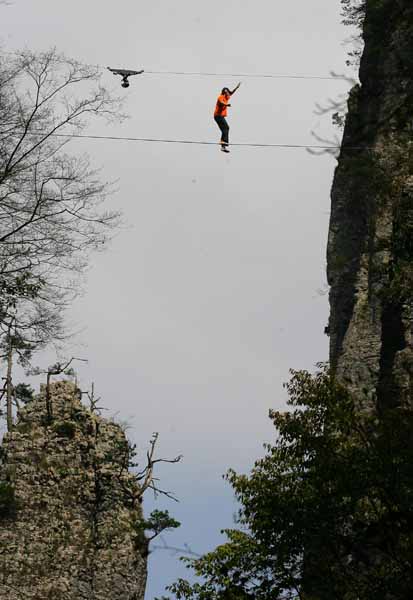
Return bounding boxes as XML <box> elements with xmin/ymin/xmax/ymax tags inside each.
<box><xmin>0</xmin><ymin>48</ymin><xmax>125</xmax><ymax>423</ymax></box>
<box><xmin>82</xmin><ymin>382</ymin><xmax>107</xmax><ymax>415</ymax></box>
<box><xmin>152</xmin><ymin>535</ymin><xmax>202</xmax><ymax>559</ymax></box>
<box><xmin>114</xmin><ymin>432</ymin><xmax>183</xmax><ymax>509</ymax></box>
<box><xmin>0</xmin><ymin>48</ymin><xmax>123</xmax><ymax>281</ymax></box>
<box><xmin>135</xmin><ymin>432</ymin><xmax>183</xmax><ymax>501</ymax></box>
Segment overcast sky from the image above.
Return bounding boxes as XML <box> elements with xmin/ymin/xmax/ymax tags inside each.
<box><xmin>2</xmin><ymin>1</ymin><xmax>353</xmax><ymax>597</ymax></box>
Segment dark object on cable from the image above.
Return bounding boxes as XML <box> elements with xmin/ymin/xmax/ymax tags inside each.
<box><xmin>107</xmin><ymin>67</ymin><xmax>144</xmax><ymax>88</ymax></box>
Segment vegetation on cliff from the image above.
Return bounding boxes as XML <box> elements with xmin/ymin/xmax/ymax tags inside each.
<box><xmin>160</xmin><ymin>369</ymin><xmax>413</xmax><ymax>600</ymax></box>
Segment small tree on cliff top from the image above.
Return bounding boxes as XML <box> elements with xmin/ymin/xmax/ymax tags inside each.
<box><xmin>162</xmin><ymin>368</ymin><xmax>413</xmax><ymax>600</ymax></box>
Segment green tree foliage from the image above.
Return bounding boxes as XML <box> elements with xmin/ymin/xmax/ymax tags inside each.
<box><xmin>164</xmin><ymin>368</ymin><xmax>413</xmax><ymax>600</ymax></box>
<box><xmin>13</xmin><ymin>383</ymin><xmax>34</xmax><ymax>404</ymax></box>
<box><xmin>135</xmin><ymin>509</ymin><xmax>181</xmax><ymax>542</ymax></box>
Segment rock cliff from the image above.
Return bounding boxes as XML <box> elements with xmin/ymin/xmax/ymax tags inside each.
<box><xmin>0</xmin><ymin>381</ymin><xmax>147</xmax><ymax>600</ymax></box>
<box><xmin>327</xmin><ymin>0</ymin><xmax>413</xmax><ymax>410</ymax></box>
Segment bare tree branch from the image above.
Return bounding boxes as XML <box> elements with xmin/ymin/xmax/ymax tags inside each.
<box><xmin>152</xmin><ymin>535</ymin><xmax>202</xmax><ymax>559</ymax></box>
<box><xmin>81</xmin><ymin>381</ymin><xmax>107</xmax><ymax>415</ymax></box>
<box><xmin>135</xmin><ymin>432</ymin><xmax>183</xmax><ymax>501</ymax></box>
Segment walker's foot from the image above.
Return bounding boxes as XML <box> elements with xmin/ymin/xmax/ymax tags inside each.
<box><xmin>221</xmin><ymin>146</ymin><xmax>230</xmax><ymax>153</ymax></box>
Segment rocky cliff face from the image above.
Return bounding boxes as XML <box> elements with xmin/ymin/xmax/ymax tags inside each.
<box><xmin>327</xmin><ymin>0</ymin><xmax>413</xmax><ymax>410</ymax></box>
<box><xmin>0</xmin><ymin>381</ymin><xmax>147</xmax><ymax>600</ymax></box>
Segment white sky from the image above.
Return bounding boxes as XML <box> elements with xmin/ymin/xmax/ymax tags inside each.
<box><xmin>2</xmin><ymin>1</ymin><xmax>353</xmax><ymax>597</ymax></box>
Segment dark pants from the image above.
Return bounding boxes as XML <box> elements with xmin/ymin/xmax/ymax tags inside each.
<box><xmin>214</xmin><ymin>116</ymin><xmax>229</xmax><ymax>145</ymax></box>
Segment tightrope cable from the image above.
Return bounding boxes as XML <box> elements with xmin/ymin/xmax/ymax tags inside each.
<box><xmin>46</xmin><ymin>132</ymin><xmax>345</xmax><ymax>150</ymax></box>
<box><xmin>1</xmin><ymin>49</ymin><xmax>353</xmax><ymax>83</ymax></box>
<box><xmin>35</xmin><ymin>132</ymin><xmax>372</xmax><ymax>151</ymax></box>
<box><xmin>144</xmin><ymin>70</ymin><xmax>352</xmax><ymax>82</ymax></box>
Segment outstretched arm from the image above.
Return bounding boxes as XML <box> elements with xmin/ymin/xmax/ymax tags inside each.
<box><xmin>230</xmin><ymin>82</ymin><xmax>241</xmax><ymax>95</ymax></box>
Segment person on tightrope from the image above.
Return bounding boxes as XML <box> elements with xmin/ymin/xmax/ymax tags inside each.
<box><xmin>214</xmin><ymin>82</ymin><xmax>241</xmax><ymax>153</ymax></box>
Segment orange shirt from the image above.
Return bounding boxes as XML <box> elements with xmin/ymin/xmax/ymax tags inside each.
<box><xmin>214</xmin><ymin>94</ymin><xmax>230</xmax><ymax>117</ymax></box>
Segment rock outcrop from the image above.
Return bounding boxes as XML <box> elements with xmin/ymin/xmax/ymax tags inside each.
<box><xmin>327</xmin><ymin>0</ymin><xmax>413</xmax><ymax>410</ymax></box>
<box><xmin>0</xmin><ymin>381</ymin><xmax>147</xmax><ymax>600</ymax></box>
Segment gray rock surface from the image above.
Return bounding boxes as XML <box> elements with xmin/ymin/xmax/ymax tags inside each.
<box><xmin>327</xmin><ymin>0</ymin><xmax>413</xmax><ymax>410</ymax></box>
<box><xmin>0</xmin><ymin>381</ymin><xmax>147</xmax><ymax>600</ymax></box>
